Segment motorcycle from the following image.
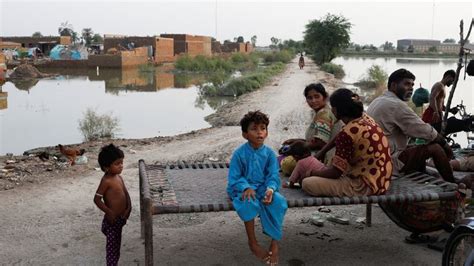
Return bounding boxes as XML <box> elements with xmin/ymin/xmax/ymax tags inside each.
<box><xmin>442</xmin><ymin>217</ymin><xmax>474</xmax><ymax>266</ymax></box>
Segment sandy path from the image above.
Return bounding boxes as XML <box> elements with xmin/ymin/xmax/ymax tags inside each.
<box><xmin>0</xmin><ymin>58</ymin><xmax>440</xmax><ymax>265</ymax></box>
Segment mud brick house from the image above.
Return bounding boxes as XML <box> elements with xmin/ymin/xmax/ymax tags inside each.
<box><xmin>89</xmin><ymin>47</ymin><xmax>149</xmax><ymax>69</ymax></box>
<box><xmin>160</xmin><ymin>34</ymin><xmax>212</xmax><ymax>57</ymax></box>
<box><xmin>0</xmin><ymin>36</ymin><xmax>71</xmax><ymax>55</ymax></box>
<box><xmin>223</xmin><ymin>42</ymin><xmax>244</xmax><ymax>53</ymax></box>
<box><xmin>103</xmin><ymin>35</ymin><xmax>174</xmax><ymax>64</ymax></box>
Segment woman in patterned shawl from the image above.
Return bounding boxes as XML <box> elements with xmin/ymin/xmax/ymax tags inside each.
<box><xmin>302</xmin><ymin>88</ymin><xmax>393</xmax><ymax>197</ymax></box>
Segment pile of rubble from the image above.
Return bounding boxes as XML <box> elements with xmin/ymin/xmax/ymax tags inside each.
<box><xmin>8</xmin><ymin>64</ymin><xmax>53</xmax><ymax>79</ymax></box>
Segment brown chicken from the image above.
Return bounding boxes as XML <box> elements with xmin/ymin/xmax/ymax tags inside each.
<box><xmin>57</xmin><ymin>144</ymin><xmax>86</xmax><ymax>165</ymax></box>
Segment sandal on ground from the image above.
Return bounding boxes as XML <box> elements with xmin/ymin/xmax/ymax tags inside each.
<box><xmin>404</xmin><ymin>233</ymin><xmax>438</xmax><ymax>244</ymax></box>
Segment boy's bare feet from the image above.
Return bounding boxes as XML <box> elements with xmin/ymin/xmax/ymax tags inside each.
<box><xmin>249</xmin><ymin>242</ymin><xmax>270</xmax><ymax>262</ymax></box>
<box><xmin>268</xmin><ymin>240</ymin><xmax>279</xmax><ymax>265</ymax></box>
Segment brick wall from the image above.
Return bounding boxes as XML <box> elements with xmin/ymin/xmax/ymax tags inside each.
<box><xmin>222</xmin><ymin>42</ymin><xmax>246</xmax><ymax>53</ymax></box>
<box><xmin>155</xmin><ymin>37</ymin><xmax>174</xmax><ymax>63</ymax></box>
<box><xmin>88</xmin><ymin>54</ymin><xmax>123</xmax><ymax>68</ymax></box>
<box><xmin>186</xmin><ymin>41</ymin><xmax>205</xmax><ymax>57</ymax></box>
<box><xmin>160</xmin><ymin>34</ymin><xmax>213</xmax><ymax>56</ymax></box>
<box><xmin>245</xmin><ymin>42</ymin><xmax>253</xmax><ymax>53</ymax></box>
<box><xmin>212</xmin><ymin>41</ymin><xmax>222</xmax><ymax>53</ymax></box>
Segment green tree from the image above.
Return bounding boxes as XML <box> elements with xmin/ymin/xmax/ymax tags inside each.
<box><xmin>428</xmin><ymin>46</ymin><xmax>437</xmax><ymax>52</ymax></box>
<box><xmin>382</xmin><ymin>41</ymin><xmax>394</xmax><ymax>51</ymax></box>
<box><xmin>236</xmin><ymin>36</ymin><xmax>244</xmax><ymax>43</ymax></box>
<box><xmin>303</xmin><ymin>13</ymin><xmax>351</xmax><ymax>65</ymax></box>
<box><xmin>270</xmin><ymin>37</ymin><xmax>281</xmax><ymax>49</ymax></box>
<box><xmin>443</xmin><ymin>38</ymin><xmax>456</xmax><ymax>43</ymax></box>
<box><xmin>81</xmin><ymin>28</ymin><xmax>94</xmax><ymax>46</ymax></box>
<box><xmin>58</xmin><ymin>21</ymin><xmax>74</xmax><ymax>36</ymax></box>
<box><xmin>251</xmin><ymin>35</ymin><xmax>257</xmax><ymax>47</ymax></box>
<box><xmin>32</xmin><ymin>31</ymin><xmax>43</xmax><ymax>37</ymax></box>
<box><xmin>58</xmin><ymin>21</ymin><xmax>78</xmax><ymax>43</ymax></box>
<box><xmin>92</xmin><ymin>34</ymin><xmax>104</xmax><ymax>44</ymax></box>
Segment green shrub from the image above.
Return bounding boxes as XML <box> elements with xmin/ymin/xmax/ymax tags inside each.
<box><xmin>199</xmin><ymin>62</ymin><xmax>286</xmax><ymax>97</ymax></box>
<box><xmin>320</xmin><ymin>63</ymin><xmax>345</xmax><ymax>79</ymax></box>
<box><xmin>78</xmin><ymin>108</ymin><xmax>120</xmax><ymax>141</ymax></box>
<box><xmin>262</xmin><ymin>50</ymin><xmax>293</xmax><ymax>64</ymax></box>
<box><xmin>355</xmin><ymin>65</ymin><xmax>388</xmax><ymax>89</ymax></box>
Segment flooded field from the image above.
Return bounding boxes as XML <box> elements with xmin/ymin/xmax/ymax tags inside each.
<box><xmin>2</xmin><ymin>56</ymin><xmax>473</xmax><ymax>155</ymax></box>
<box><xmin>0</xmin><ymin>67</ymin><xmax>231</xmax><ymax>155</ymax></box>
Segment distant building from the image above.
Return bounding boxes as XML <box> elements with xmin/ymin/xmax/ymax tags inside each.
<box><xmin>0</xmin><ymin>36</ymin><xmax>71</xmax><ymax>55</ymax></box>
<box><xmin>0</xmin><ymin>41</ymin><xmax>22</xmax><ymax>51</ymax></box>
<box><xmin>397</xmin><ymin>39</ymin><xmax>440</xmax><ymax>52</ymax></box>
<box><xmin>160</xmin><ymin>34</ymin><xmax>212</xmax><ymax>57</ymax></box>
<box><xmin>397</xmin><ymin>38</ymin><xmax>474</xmax><ymax>54</ymax></box>
<box><xmin>103</xmin><ymin>36</ymin><xmax>174</xmax><ymax>64</ymax></box>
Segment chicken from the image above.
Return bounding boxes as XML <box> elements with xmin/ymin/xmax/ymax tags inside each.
<box><xmin>57</xmin><ymin>144</ymin><xmax>86</xmax><ymax>165</ymax></box>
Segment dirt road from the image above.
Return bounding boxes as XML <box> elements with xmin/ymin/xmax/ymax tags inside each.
<box><xmin>0</xmin><ymin>58</ymin><xmax>440</xmax><ymax>265</ymax></box>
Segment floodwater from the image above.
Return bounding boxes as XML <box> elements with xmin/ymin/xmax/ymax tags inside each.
<box><xmin>1</xmin><ymin>57</ymin><xmax>473</xmax><ymax>155</ymax></box>
<box><xmin>333</xmin><ymin>56</ymin><xmax>474</xmax><ymax>148</ymax></box>
<box><xmin>0</xmin><ymin>67</ymin><xmax>231</xmax><ymax>155</ymax></box>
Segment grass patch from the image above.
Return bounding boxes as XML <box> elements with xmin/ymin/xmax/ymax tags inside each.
<box><xmin>200</xmin><ymin>63</ymin><xmax>285</xmax><ymax>97</ymax></box>
<box><xmin>354</xmin><ymin>64</ymin><xmax>388</xmax><ymax>89</ymax></box>
<box><xmin>78</xmin><ymin>108</ymin><xmax>120</xmax><ymax>141</ymax></box>
<box><xmin>320</xmin><ymin>63</ymin><xmax>345</xmax><ymax>79</ymax></box>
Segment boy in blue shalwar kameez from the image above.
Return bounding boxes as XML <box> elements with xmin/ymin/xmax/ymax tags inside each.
<box><xmin>227</xmin><ymin>111</ymin><xmax>288</xmax><ymax>265</ymax></box>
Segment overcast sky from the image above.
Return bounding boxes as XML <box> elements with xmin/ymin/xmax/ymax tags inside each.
<box><xmin>1</xmin><ymin>0</ymin><xmax>473</xmax><ymax>46</ymax></box>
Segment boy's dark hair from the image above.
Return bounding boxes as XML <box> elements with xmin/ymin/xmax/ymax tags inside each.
<box><xmin>304</xmin><ymin>83</ymin><xmax>328</xmax><ymax>98</ymax></box>
<box><xmin>98</xmin><ymin>143</ymin><xmax>124</xmax><ymax>172</ymax></box>
<box><xmin>329</xmin><ymin>88</ymin><xmax>364</xmax><ymax>119</ymax></box>
<box><xmin>387</xmin><ymin>68</ymin><xmax>416</xmax><ymax>89</ymax></box>
<box><xmin>286</xmin><ymin>140</ymin><xmax>311</xmax><ymax>158</ymax></box>
<box><xmin>240</xmin><ymin>110</ymin><xmax>269</xmax><ymax>133</ymax></box>
<box><xmin>443</xmin><ymin>69</ymin><xmax>456</xmax><ymax>79</ymax></box>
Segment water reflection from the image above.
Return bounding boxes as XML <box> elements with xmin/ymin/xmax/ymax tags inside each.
<box><xmin>0</xmin><ymin>91</ymin><xmax>7</xmax><ymax>109</ymax></box>
<box><xmin>11</xmin><ymin>78</ymin><xmax>39</xmax><ymax>92</ymax></box>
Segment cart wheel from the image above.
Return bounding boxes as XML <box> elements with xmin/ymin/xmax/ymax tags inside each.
<box><xmin>442</xmin><ymin>228</ymin><xmax>474</xmax><ymax>266</ymax></box>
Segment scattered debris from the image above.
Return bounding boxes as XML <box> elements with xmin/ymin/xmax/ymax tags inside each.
<box><xmin>310</xmin><ymin>215</ymin><xmax>325</xmax><ymax>227</ymax></box>
<box><xmin>355</xmin><ymin>217</ymin><xmax>366</xmax><ymax>224</ymax></box>
<box><xmin>318</xmin><ymin>207</ymin><xmax>331</xmax><ymax>213</ymax></box>
<box><xmin>129</xmin><ymin>149</ymin><xmax>137</xmax><ymax>154</ymax></box>
<box><xmin>299</xmin><ymin>231</ymin><xmax>318</xmax><ymax>236</ymax></box>
<box><xmin>327</xmin><ymin>215</ymin><xmax>350</xmax><ymax>225</ymax></box>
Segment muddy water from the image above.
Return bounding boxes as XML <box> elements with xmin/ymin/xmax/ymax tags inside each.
<box><xmin>333</xmin><ymin>56</ymin><xmax>474</xmax><ymax>148</ymax></box>
<box><xmin>0</xmin><ymin>68</ymin><xmax>231</xmax><ymax>155</ymax></box>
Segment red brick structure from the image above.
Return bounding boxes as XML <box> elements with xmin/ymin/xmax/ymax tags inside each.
<box><xmin>211</xmin><ymin>41</ymin><xmax>222</xmax><ymax>53</ymax></box>
<box><xmin>89</xmin><ymin>47</ymin><xmax>149</xmax><ymax>68</ymax></box>
<box><xmin>160</xmin><ymin>34</ymin><xmax>212</xmax><ymax>57</ymax></box>
<box><xmin>0</xmin><ymin>36</ymin><xmax>71</xmax><ymax>55</ymax></box>
<box><xmin>103</xmin><ymin>36</ymin><xmax>174</xmax><ymax>64</ymax></box>
<box><xmin>245</xmin><ymin>42</ymin><xmax>253</xmax><ymax>53</ymax></box>
<box><xmin>222</xmin><ymin>42</ymin><xmax>246</xmax><ymax>53</ymax></box>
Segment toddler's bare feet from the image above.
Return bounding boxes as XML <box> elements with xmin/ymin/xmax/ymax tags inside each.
<box><xmin>248</xmin><ymin>242</ymin><xmax>270</xmax><ymax>262</ymax></box>
<box><xmin>268</xmin><ymin>240</ymin><xmax>279</xmax><ymax>265</ymax></box>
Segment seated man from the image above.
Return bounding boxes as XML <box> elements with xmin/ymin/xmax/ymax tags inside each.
<box><xmin>302</xmin><ymin>89</ymin><xmax>392</xmax><ymax>197</ymax></box>
<box><xmin>422</xmin><ymin>69</ymin><xmax>474</xmax><ymax>135</ymax></box>
<box><xmin>367</xmin><ymin>68</ymin><xmax>455</xmax><ymax>183</ymax></box>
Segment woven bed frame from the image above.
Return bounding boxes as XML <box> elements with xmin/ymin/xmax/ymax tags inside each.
<box><xmin>138</xmin><ymin>159</ymin><xmax>460</xmax><ymax>265</ymax></box>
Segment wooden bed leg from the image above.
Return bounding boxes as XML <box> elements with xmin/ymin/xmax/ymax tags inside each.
<box><xmin>366</xmin><ymin>203</ymin><xmax>372</xmax><ymax>227</ymax></box>
<box><xmin>144</xmin><ymin>198</ymin><xmax>154</xmax><ymax>266</ymax></box>
<box><xmin>140</xmin><ymin>173</ymin><xmax>145</xmax><ymax>239</ymax></box>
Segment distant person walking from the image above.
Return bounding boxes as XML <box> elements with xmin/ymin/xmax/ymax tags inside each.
<box><xmin>421</xmin><ymin>69</ymin><xmax>474</xmax><ymax>135</ymax></box>
<box><xmin>298</xmin><ymin>53</ymin><xmax>305</xmax><ymax>69</ymax></box>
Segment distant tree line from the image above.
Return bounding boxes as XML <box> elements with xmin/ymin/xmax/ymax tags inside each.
<box><xmin>31</xmin><ymin>21</ymin><xmax>103</xmax><ymax>46</ymax></box>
